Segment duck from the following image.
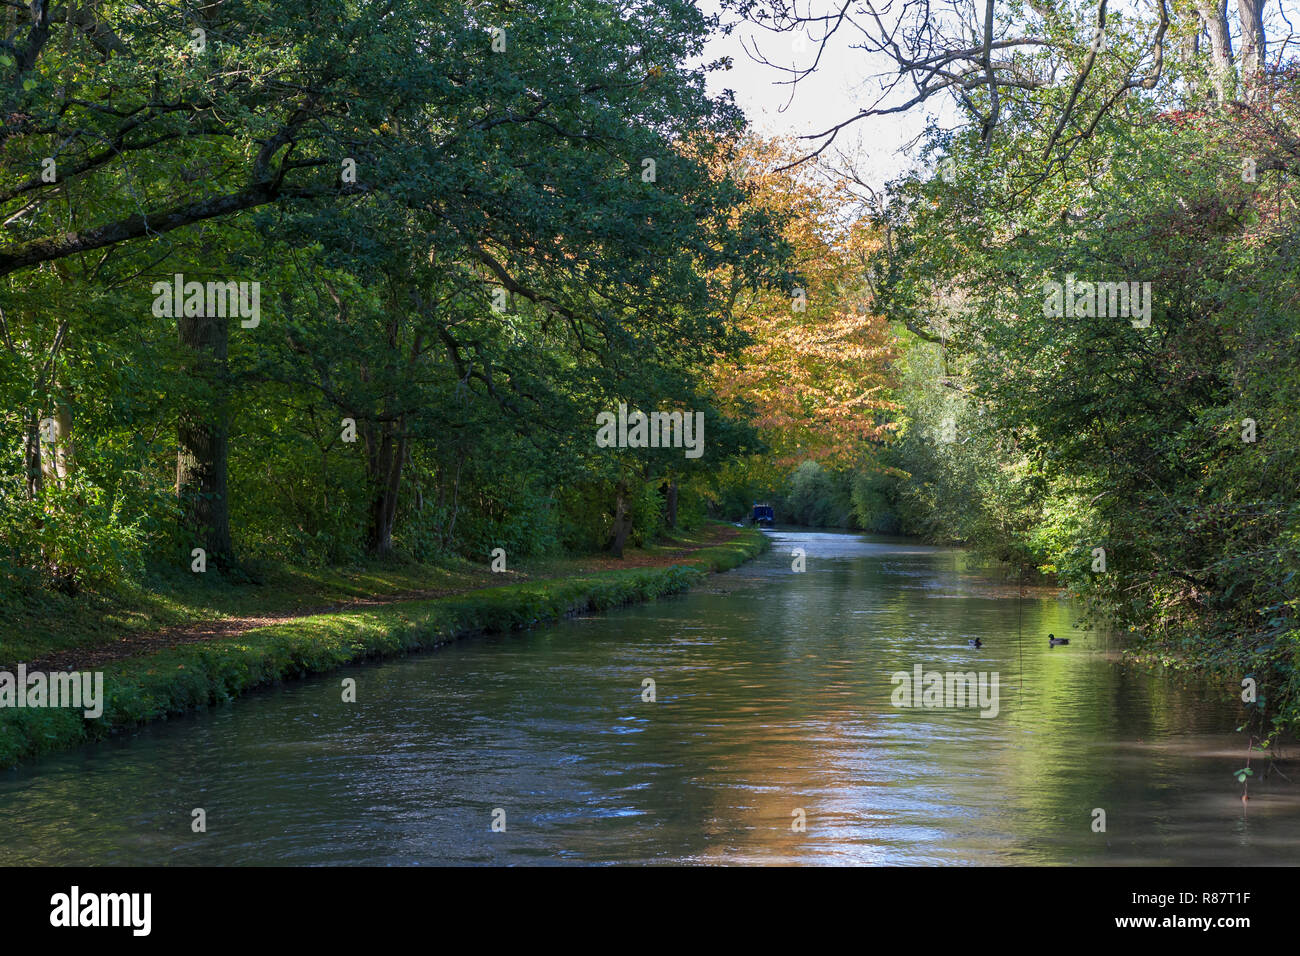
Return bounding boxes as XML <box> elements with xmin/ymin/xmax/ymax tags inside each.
<box><xmin>1048</xmin><ymin>633</ymin><xmax>1069</xmax><ymax>646</ymax></box>
<box><xmin>967</xmin><ymin>638</ymin><xmax>982</xmax><ymax>648</ymax></box>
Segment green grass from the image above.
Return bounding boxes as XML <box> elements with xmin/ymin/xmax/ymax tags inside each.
<box><xmin>0</xmin><ymin>524</ymin><xmax>748</xmax><ymax>667</ymax></box>
<box><xmin>0</xmin><ymin>526</ymin><xmax>768</xmax><ymax>767</ymax></box>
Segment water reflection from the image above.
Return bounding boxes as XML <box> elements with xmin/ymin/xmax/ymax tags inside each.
<box><xmin>1</xmin><ymin>530</ymin><xmax>1296</xmax><ymax>865</ymax></box>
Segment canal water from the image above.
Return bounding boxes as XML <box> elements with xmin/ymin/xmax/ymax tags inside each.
<box><xmin>2</xmin><ymin>530</ymin><xmax>1297</xmax><ymax>865</ymax></box>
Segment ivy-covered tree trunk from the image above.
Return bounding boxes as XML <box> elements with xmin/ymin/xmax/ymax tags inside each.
<box><xmin>176</xmin><ymin>312</ymin><xmax>234</xmax><ymax>566</ymax></box>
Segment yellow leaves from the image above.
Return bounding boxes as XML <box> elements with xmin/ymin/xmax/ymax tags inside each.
<box><xmin>705</xmin><ymin>134</ymin><xmax>903</xmax><ymax>468</ymax></box>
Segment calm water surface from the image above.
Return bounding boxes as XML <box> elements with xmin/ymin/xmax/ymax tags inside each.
<box><xmin>2</xmin><ymin>530</ymin><xmax>1298</xmax><ymax>865</ymax></box>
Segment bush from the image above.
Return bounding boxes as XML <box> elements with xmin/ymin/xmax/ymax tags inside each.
<box><xmin>0</xmin><ymin>477</ymin><xmax>147</xmax><ymax>595</ymax></box>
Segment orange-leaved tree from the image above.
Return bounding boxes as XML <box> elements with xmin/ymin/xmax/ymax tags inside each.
<box><xmin>712</xmin><ymin>136</ymin><xmax>899</xmax><ymax>472</ymax></box>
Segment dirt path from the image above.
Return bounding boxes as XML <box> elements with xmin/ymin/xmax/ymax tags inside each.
<box><xmin>30</xmin><ymin>525</ymin><xmax>743</xmax><ymax>672</ymax></box>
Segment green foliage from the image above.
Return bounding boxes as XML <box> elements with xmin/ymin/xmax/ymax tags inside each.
<box><xmin>0</xmin><ymin>476</ymin><xmax>150</xmax><ymax>595</ymax></box>
<box><xmin>865</xmin><ymin>66</ymin><xmax>1300</xmax><ymax>739</ymax></box>
<box><xmin>0</xmin><ymin>0</ymin><xmax>790</xmax><ymax>603</ymax></box>
<box><xmin>849</xmin><ymin>469</ymin><xmax>900</xmax><ymax>535</ymax></box>
<box><xmin>781</xmin><ymin>460</ymin><xmax>854</xmax><ymax>528</ymax></box>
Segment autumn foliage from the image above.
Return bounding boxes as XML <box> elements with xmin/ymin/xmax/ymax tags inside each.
<box><xmin>713</xmin><ymin>137</ymin><xmax>899</xmax><ymax>469</ymax></box>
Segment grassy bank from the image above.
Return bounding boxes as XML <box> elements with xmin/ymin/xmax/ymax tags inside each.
<box><xmin>1</xmin><ymin>524</ymin><xmax>755</xmax><ymax>669</ymax></box>
<box><xmin>0</xmin><ymin>526</ymin><xmax>768</xmax><ymax>767</ymax></box>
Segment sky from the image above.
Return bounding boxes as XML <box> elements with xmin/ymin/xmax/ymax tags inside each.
<box><xmin>694</xmin><ymin>0</ymin><xmax>1300</xmax><ymax>186</ymax></box>
<box><xmin>696</xmin><ymin>0</ymin><xmax>952</xmax><ymax>188</ymax></box>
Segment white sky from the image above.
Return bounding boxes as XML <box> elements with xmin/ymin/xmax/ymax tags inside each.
<box><xmin>695</xmin><ymin>0</ymin><xmax>1300</xmax><ymax>186</ymax></box>
<box><xmin>697</xmin><ymin>0</ymin><xmax>953</xmax><ymax>188</ymax></box>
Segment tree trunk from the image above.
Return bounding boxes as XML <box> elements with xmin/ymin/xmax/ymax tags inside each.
<box><xmin>665</xmin><ymin>479</ymin><xmax>678</xmax><ymax>529</ymax></box>
<box><xmin>1194</xmin><ymin>0</ymin><xmax>1234</xmax><ymax>102</ymax></box>
<box><xmin>444</xmin><ymin>457</ymin><xmax>462</xmax><ymax>550</ymax></box>
<box><xmin>23</xmin><ymin>414</ymin><xmax>42</xmax><ymax>499</ymax></box>
<box><xmin>23</xmin><ymin>319</ymin><xmax>70</xmax><ymax>500</ymax></box>
<box><xmin>1237</xmin><ymin>0</ymin><xmax>1266</xmax><ymax>86</ymax></box>
<box><xmin>363</xmin><ymin>419</ymin><xmax>406</xmax><ymax>556</ymax></box>
<box><xmin>40</xmin><ymin>402</ymin><xmax>73</xmax><ymax>487</ymax></box>
<box><xmin>176</xmin><ymin>311</ymin><xmax>235</xmax><ymax>566</ymax></box>
<box><xmin>608</xmin><ymin>478</ymin><xmax>632</xmax><ymax>557</ymax></box>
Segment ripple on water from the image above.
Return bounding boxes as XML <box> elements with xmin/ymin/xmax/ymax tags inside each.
<box><xmin>0</xmin><ymin>529</ymin><xmax>1296</xmax><ymax>865</ymax></box>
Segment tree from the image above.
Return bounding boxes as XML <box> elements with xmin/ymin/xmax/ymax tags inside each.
<box><xmin>712</xmin><ymin>137</ymin><xmax>898</xmax><ymax>471</ymax></box>
<box><xmin>2</xmin><ymin>0</ymin><xmax>776</xmax><ymax>564</ymax></box>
